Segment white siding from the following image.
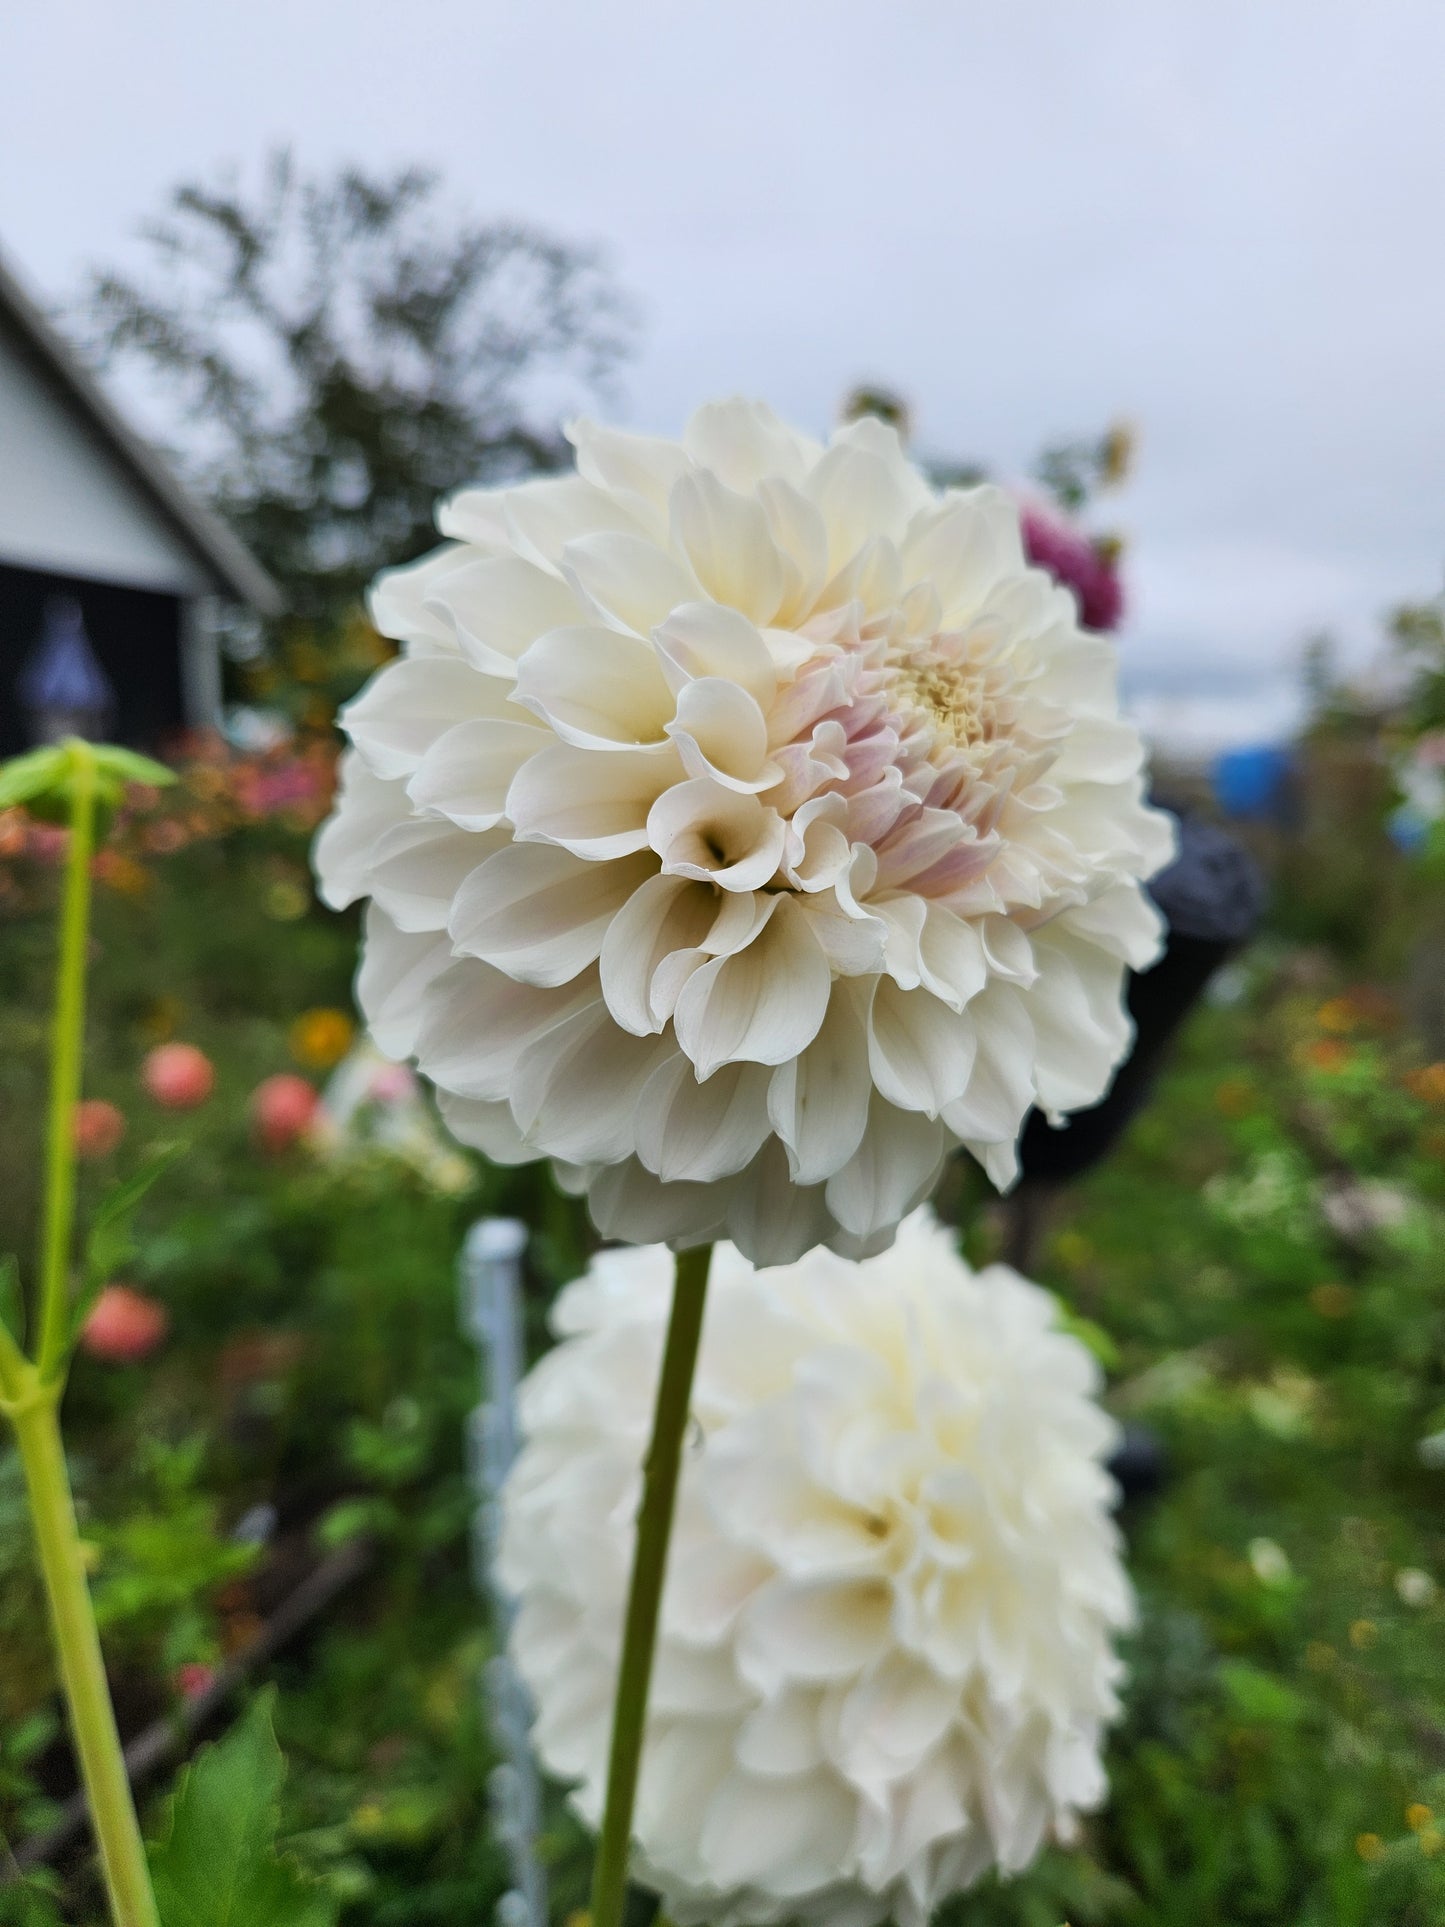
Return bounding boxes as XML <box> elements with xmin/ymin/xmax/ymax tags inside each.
<box><xmin>0</xmin><ymin>324</ymin><xmax>210</xmax><ymax>596</ymax></box>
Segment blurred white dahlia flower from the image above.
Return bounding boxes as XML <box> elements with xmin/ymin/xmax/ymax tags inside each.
<box><xmin>499</xmin><ymin>1211</ymin><xmax>1133</xmax><ymax>1927</ymax></box>
<box><xmin>315</xmin><ymin>400</ymin><xmax>1172</xmax><ymax>1262</ymax></box>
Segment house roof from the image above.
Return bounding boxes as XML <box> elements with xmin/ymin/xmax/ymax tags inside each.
<box><xmin>0</xmin><ymin>248</ymin><xmax>281</xmax><ymax>615</ymax></box>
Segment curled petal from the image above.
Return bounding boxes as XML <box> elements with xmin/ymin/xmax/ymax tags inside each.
<box><xmin>673</xmin><ymin>896</ymin><xmax>830</xmax><ymax>1079</ymax></box>
<box><xmin>648</xmin><ymin>779</ymin><xmax>786</xmax><ymax>893</ymax></box>
<box><xmin>667</xmin><ymin>679</ymin><xmax>781</xmax><ymax>793</ymax></box>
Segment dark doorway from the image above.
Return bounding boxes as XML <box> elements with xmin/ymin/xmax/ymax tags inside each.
<box><xmin>0</xmin><ymin>562</ymin><xmax>184</xmax><ymax>756</ymax></box>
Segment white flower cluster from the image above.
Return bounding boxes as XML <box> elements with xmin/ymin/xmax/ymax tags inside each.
<box><xmin>315</xmin><ymin>400</ymin><xmax>1172</xmax><ymax>1264</ymax></box>
<box><xmin>499</xmin><ymin>1212</ymin><xmax>1132</xmax><ymax>1926</ymax></box>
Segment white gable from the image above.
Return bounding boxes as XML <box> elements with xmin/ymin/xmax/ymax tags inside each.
<box><xmin>0</xmin><ymin>319</ymin><xmax>210</xmax><ymax>597</ymax></box>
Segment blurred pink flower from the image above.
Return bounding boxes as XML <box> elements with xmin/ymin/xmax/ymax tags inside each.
<box><xmin>142</xmin><ymin>1042</ymin><xmax>215</xmax><ymax>1110</ymax></box>
<box><xmin>174</xmin><ymin>1662</ymin><xmax>218</xmax><ymax>1701</ymax></box>
<box><xmin>250</xmin><ymin>1073</ymin><xmax>320</xmax><ymax>1153</ymax></box>
<box><xmin>81</xmin><ymin>1285</ymin><xmax>169</xmax><ymax>1364</ymax></box>
<box><xmin>74</xmin><ymin>1098</ymin><xmax>126</xmax><ymax>1160</ymax></box>
<box><xmin>1019</xmin><ymin>500</ymin><xmax>1124</xmax><ymax>632</ymax></box>
<box><xmin>366</xmin><ymin>1062</ymin><xmax>416</xmax><ymax>1105</ymax></box>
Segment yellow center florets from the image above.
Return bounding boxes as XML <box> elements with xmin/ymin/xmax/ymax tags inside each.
<box><xmin>890</xmin><ymin>645</ymin><xmax>995</xmax><ymax>752</ymax></box>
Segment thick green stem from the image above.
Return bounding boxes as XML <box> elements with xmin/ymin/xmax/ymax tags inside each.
<box><xmin>12</xmin><ymin>1388</ymin><xmax>159</xmax><ymax>1927</ymax></box>
<box><xmin>589</xmin><ymin>1242</ymin><xmax>714</xmax><ymax>1927</ymax></box>
<box><xmin>38</xmin><ymin>741</ymin><xmax>97</xmax><ymax>1379</ymax></box>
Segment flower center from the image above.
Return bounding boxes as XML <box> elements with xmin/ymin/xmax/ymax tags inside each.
<box><xmin>888</xmin><ymin>643</ymin><xmax>995</xmax><ymax>754</ymax></box>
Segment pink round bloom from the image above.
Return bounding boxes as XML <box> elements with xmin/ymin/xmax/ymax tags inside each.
<box><xmin>1018</xmin><ymin>502</ymin><xmax>1124</xmax><ymax>633</ymax></box>
<box><xmin>74</xmin><ymin>1098</ymin><xmax>126</xmax><ymax>1160</ymax></box>
<box><xmin>174</xmin><ymin>1662</ymin><xmax>218</xmax><ymax>1701</ymax></box>
<box><xmin>81</xmin><ymin>1285</ymin><xmax>169</xmax><ymax>1364</ymax></box>
<box><xmin>142</xmin><ymin>1043</ymin><xmax>215</xmax><ymax>1110</ymax></box>
<box><xmin>250</xmin><ymin>1073</ymin><xmax>320</xmax><ymax>1153</ymax></box>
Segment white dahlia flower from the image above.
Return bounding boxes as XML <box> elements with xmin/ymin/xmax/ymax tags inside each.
<box><xmin>315</xmin><ymin>400</ymin><xmax>1172</xmax><ymax>1262</ymax></box>
<box><xmin>499</xmin><ymin>1210</ymin><xmax>1133</xmax><ymax>1927</ymax></box>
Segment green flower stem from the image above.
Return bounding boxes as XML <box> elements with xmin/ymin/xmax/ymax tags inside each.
<box><xmin>39</xmin><ymin>739</ymin><xmax>97</xmax><ymax>1379</ymax></box>
<box><xmin>0</xmin><ymin>739</ymin><xmax>160</xmax><ymax>1926</ymax></box>
<box><xmin>590</xmin><ymin>1241</ymin><xmax>714</xmax><ymax>1927</ymax></box>
<box><xmin>11</xmin><ymin>1384</ymin><xmax>159</xmax><ymax>1927</ymax></box>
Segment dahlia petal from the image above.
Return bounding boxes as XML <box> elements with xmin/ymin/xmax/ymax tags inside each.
<box><xmin>738</xmin><ymin>1576</ymin><xmax>894</xmax><ymax>1690</ymax></box>
<box><xmin>561</xmin><ymin>529</ymin><xmax>699</xmax><ymax>635</ymax></box>
<box><xmin>599</xmin><ymin>871</ymin><xmax>720</xmax><ymax>1035</ymax></box>
<box><xmin>414</xmin><ymin>962</ymin><xmax>597</xmax><ymax>1102</ymax></box>
<box><xmin>781</xmin><ymin>792</ymin><xmax>852</xmax><ymax>892</ymax></box>
<box><xmin>654</xmin><ymin>601</ymin><xmax>777</xmax><ymax>707</ymax></box>
<box><xmin>585</xmin><ymin>1156</ymin><xmax>730</xmax><ymax>1248</ymax></box>
<box><xmin>511</xmin><ymin>1002</ymin><xmax>676</xmax><ymax>1164</ymax></box>
<box><xmin>507</xmin><ymin>743</ymin><xmax>681</xmax><ymax>857</ymax></box>
<box><xmin>940</xmin><ymin>985</ymin><xmax>1036</xmax><ymax>1143</ymax></box>
<box><xmin>683</xmin><ymin>397</ymin><xmax>820</xmax><ymax>492</ymax></box>
<box><xmin>1054</xmin><ymin>879</ymin><xmax>1166</xmax><ymax>969</ymax></box>
<box><xmin>1024</xmin><ymin>936</ymin><xmax>1131</xmax><ymax>1117</ymax></box>
<box><xmin>568</xmin><ymin>416</ymin><xmax>693</xmax><ymax>508</ymax></box>
<box><xmin>406</xmin><ymin>716</ymin><xmax>545</xmax><ymax>830</ymax></box>
<box><xmin>501</xmin><ymin>473</ymin><xmax>650</xmax><ymax>569</ymax></box>
<box><xmin>1049</xmin><ymin>714</ymin><xmax>1146</xmax><ymax>784</ymax></box>
<box><xmin>867</xmin><ymin>980</ymin><xmax>979</xmax><ymax>1118</ymax></box>
<box><xmin>512</xmin><ymin>625</ymin><xmax>676</xmax><ymax>749</ymax></box>
<box><xmin>673</xmin><ymin>897</ymin><xmax>830</xmax><ymax>1078</ymax></box>
<box><xmin>767</xmin><ymin>983</ymin><xmax>874</xmax><ymax>1185</ymax></box>
<box><xmin>668</xmin><ymin>679</ymin><xmax>781</xmax><ymax>792</ymax></box>
<box><xmin>367</xmin><ymin>818</ymin><xmax>502</xmax><ymax>933</ymax></box>
<box><xmin>901</xmin><ymin>487</ymin><xmax>1025</xmax><ymax>626</ymax></box>
<box><xmin>671</xmin><ymin>469</ymin><xmax>787</xmax><ymax>625</ymax></box>
<box><xmin>663</xmin><ymin>1540</ymin><xmax>773</xmax><ymax>1647</ymax></box>
<box><xmin>831</xmin><ymin>1654</ymin><xmax>956</xmax><ymax>1787</ymax></box>
<box><xmin>721</xmin><ymin>1139</ymin><xmax>838</xmax><ymax>1268</ymax></box>
<box><xmin>807</xmin><ymin>429</ymin><xmax>919</xmax><ymax>570</ymax></box>
<box><xmin>449</xmin><ymin>844</ymin><xmax>655</xmax><ymax>987</ymax></box>
<box><xmin>367</xmin><ymin>544</ymin><xmax>473</xmax><ymax>653</ymax></box>
<box><xmin>342</xmin><ymin>656</ymin><xmax>511</xmax><ymax>780</ymax></box>
<box><xmin>635</xmin><ymin>1056</ymin><xmax>774</xmax><ymax>1183</ymax></box>
<box><xmin>429</xmin><ymin>553</ymin><xmax>585</xmax><ymax>678</ymax></box>
<box><xmin>824</xmin><ymin>1099</ymin><xmax>948</xmax><ymax>1240</ymax></box>
<box><xmin>757</xmin><ymin>478</ymin><xmax>832</xmax><ymax>626</ymax></box>
<box><xmin>433</xmin><ymin>1089</ymin><xmax>533</xmax><ymax>1164</ymax></box>
<box><xmin>648</xmin><ymin>779</ymin><xmax>787</xmax><ymax>892</ymax></box>
<box><xmin>313</xmin><ymin>754</ymin><xmax>409</xmax><ymax>910</ymax></box>
<box><xmin>916</xmin><ymin>904</ymin><xmax>988</xmax><ymax>1011</ymax></box>
<box><xmin>354</xmin><ymin>905</ymin><xmax>452</xmax><ymax>1058</ymax></box>
<box><xmin>434</xmin><ymin>486</ymin><xmax>512</xmax><ymax>550</ymax></box>
<box><xmin>698</xmin><ymin>1767</ymin><xmax>858</xmax><ymax>1895</ymax></box>
<box><xmin>733</xmin><ymin>1689</ymin><xmax>827</xmax><ymax>1777</ymax></box>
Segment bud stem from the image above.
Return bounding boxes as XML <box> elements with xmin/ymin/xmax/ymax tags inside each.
<box><xmin>589</xmin><ymin>1241</ymin><xmax>714</xmax><ymax>1927</ymax></box>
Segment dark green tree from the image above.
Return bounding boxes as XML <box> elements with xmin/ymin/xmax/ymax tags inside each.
<box><xmin>80</xmin><ymin>152</ymin><xmax>631</xmax><ymax>630</ymax></box>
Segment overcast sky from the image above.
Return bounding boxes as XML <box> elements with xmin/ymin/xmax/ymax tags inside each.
<box><xmin>3</xmin><ymin>0</ymin><xmax>1443</xmax><ymax>749</ymax></box>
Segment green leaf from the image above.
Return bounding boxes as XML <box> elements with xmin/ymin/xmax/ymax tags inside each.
<box><xmin>0</xmin><ymin>747</ymin><xmax>68</xmax><ymax>810</ymax></box>
<box><xmin>92</xmin><ymin>745</ymin><xmax>177</xmax><ymax>789</ymax></box>
<box><xmin>73</xmin><ymin>1146</ymin><xmax>184</xmax><ymax>1337</ymax></box>
<box><xmin>1218</xmin><ymin>1660</ymin><xmax>1307</xmax><ymax>1727</ymax></box>
<box><xmin>148</xmin><ymin>1690</ymin><xmax>337</xmax><ymax>1927</ymax></box>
